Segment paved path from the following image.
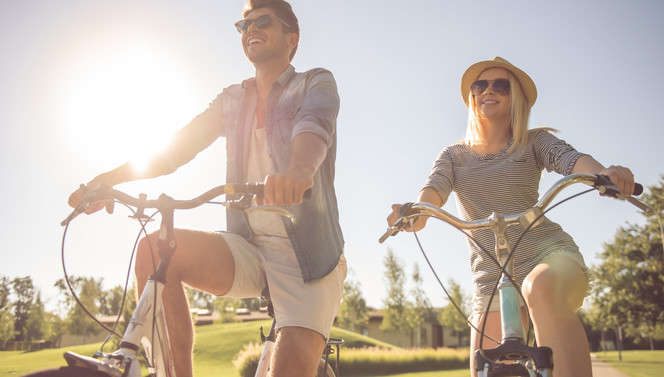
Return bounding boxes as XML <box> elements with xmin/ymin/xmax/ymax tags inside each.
<box><xmin>591</xmin><ymin>353</ymin><xmax>631</xmax><ymax>377</ymax></box>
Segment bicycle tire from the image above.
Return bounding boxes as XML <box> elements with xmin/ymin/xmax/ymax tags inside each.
<box><xmin>21</xmin><ymin>366</ymin><xmax>113</xmax><ymax>377</ymax></box>
<box><xmin>316</xmin><ymin>359</ymin><xmax>336</xmax><ymax>377</ymax></box>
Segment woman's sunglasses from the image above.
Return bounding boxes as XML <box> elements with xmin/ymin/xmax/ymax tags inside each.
<box><xmin>235</xmin><ymin>14</ymin><xmax>292</xmax><ymax>34</ymax></box>
<box><xmin>470</xmin><ymin>78</ymin><xmax>510</xmax><ymax>96</ymax></box>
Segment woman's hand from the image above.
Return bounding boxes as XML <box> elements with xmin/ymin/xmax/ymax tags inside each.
<box><xmin>387</xmin><ymin>204</ymin><xmax>427</xmax><ymax>232</ymax></box>
<box><xmin>600</xmin><ymin>165</ymin><xmax>635</xmax><ymax>195</ymax></box>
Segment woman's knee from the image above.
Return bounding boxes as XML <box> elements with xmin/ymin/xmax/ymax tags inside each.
<box><xmin>522</xmin><ymin>263</ymin><xmax>586</xmax><ymax>312</ymax></box>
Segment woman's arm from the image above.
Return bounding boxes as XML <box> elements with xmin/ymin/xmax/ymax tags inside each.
<box><xmin>387</xmin><ymin>187</ymin><xmax>444</xmax><ymax>232</ymax></box>
<box><xmin>571</xmin><ymin>155</ymin><xmax>635</xmax><ymax>195</ymax></box>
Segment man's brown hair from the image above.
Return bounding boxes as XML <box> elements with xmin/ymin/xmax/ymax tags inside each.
<box><xmin>243</xmin><ymin>0</ymin><xmax>300</xmax><ymax>61</ymax></box>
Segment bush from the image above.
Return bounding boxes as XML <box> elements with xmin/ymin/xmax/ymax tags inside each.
<box><xmin>340</xmin><ymin>347</ymin><xmax>468</xmax><ymax>376</ymax></box>
<box><xmin>232</xmin><ymin>343</ymin><xmax>468</xmax><ymax>377</ymax></box>
<box><xmin>232</xmin><ymin>342</ymin><xmax>263</xmax><ymax>377</ymax></box>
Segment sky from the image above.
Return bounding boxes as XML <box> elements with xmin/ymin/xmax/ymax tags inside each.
<box><xmin>1</xmin><ymin>0</ymin><xmax>663</xmax><ymax>313</ymax></box>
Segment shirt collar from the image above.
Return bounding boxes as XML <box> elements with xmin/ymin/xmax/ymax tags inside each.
<box><xmin>241</xmin><ymin>65</ymin><xmax>296</xmax><ymax>89</ymax></box>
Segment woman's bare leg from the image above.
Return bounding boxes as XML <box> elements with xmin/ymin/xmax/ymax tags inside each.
<box><xmin>523</xmin><ymin>257</ymin><xmax>591</xmax><ymax>377</ymax></box>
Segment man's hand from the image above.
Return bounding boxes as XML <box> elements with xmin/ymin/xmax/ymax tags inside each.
<box><xmin>68</xmin><ymin>182</ymin><xmax>114</xmax><ymax>215</ymax></box>
<box><xmin>261</xmin><ymin>132</ymin><xmax>326</xmax><ymax>206</ymax></box>
<box><xmin>262</xmin><ymin>167</ymin><xmax>313</xmax><ymax>206</ymax></box>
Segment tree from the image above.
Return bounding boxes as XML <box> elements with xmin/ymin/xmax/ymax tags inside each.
<box><xmin>0</xmin><ymin>275</ymin><xmax>10</xmax><ymax>311</ymax></box>
<box><xmin>55</xmin><ymin>276</ymin><xmax>105</xmax><ymax>340</ymax></box>
<box><xmin>24</xmin><ymin>293</ymin><xmax>45</xmax><ymax>342</ymax></box>
<box><xmin>100</xmin><ymin>285</ymin><xmax>126</xmax><ymax>316</ymax></box>
<box><xmin>0</xmin><ymin>276</ymin><xmax>12</xmax><ymax>348</ymax></box>
<box><xmin>438</xmin><ymin>279</ymin><xmax>471</xmax><ymax>346</ymax></box>
<box><xmin>590</xmin><ymin>176</ymin><xmax>664</xmax><ymax>350</ymax></box>
<box><xmin>336</xmin><ymin>277</ymin><xmax>369</xmax><ymax>333</ymax></box>
<box><xmin>380</xmin><ymin>248</ymin><xmax>410</xmax><ymax>345</ymax></box>
<box><xmin>213</xmin><ymin>297</ymin><xmax>241</xmax><ymax>323</ymax></box>
<box><xmin>11</xmin><ymin>276</ymin><xmax>35</xmax><ymax>341</ymax></box>
<box><xmin>406</xmin><ymin>264</ymin><xmax>435</xmax><ymax>347</ymax></box>
<box><xmin>0</xmin><ymin>308</ymin><xmax>15</xmax><ymax>349</ymax></box>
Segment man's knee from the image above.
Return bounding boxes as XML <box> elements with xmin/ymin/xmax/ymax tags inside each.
<box><xmin>275</xmin><ymin>326</ymin><xmax>325</xmax><ymax>359</ymax></box>
<box><xmin>135</xmin><ymin>232</ymin><xmax>159</xmax><ymax>277</ymax></box>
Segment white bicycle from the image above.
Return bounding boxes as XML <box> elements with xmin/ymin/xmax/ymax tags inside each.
<box><xmin>24</xmin><ymin>183</ymin><xmax>341</xmax><ymax>377</ymax></box>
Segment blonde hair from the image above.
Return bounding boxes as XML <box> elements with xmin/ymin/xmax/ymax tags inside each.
<box><xmin>464</xmin><ymin>72</ymin><xmax>536</xmax><ymax>153</ymax></box>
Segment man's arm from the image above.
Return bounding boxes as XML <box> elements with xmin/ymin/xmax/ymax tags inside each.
<box><xmin>68</xmin><ymin>96</ymin><xmax>225</xmax><ymax>212</ymax></box>
<box><xmin>263</xmin><ymin>132</ymin><xmax>327</xmax><ymax>206</ymax></box>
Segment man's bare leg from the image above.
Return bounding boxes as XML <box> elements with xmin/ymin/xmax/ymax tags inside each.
<box><xmin>135</xmin><ymin>229</ymin><xmax>235</xmax><ymax>377</ymax></box>
<box><xmin>271</xmin><ymin>326</ymin><xmax>326</xmax><ymax>377</ymax></box>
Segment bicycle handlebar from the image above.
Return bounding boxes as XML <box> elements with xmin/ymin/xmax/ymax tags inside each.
<box><xmin>379</xmin><ymin>174</ymin><xmax>649</xmax><ymax>243</ymax></box>
<box><xmin>62</xmin><ymin>183</ymin><xmax>310</xmax><ymax>226</ymax></box>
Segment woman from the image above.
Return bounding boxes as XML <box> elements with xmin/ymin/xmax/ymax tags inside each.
<box><xmin>387</xmin><ymin>57</ymin><xmax>634</xmax><ymax>377</ymax></box>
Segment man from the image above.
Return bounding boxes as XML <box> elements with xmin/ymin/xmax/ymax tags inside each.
<box><xmin>68</xmin><ymin>1</ymin><xmax>346</xmax><ymax>376</ymax></box>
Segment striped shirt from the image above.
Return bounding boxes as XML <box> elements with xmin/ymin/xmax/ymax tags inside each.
<box><xmin>423</xmin><ymin>129</ymin><xmax>588</xmax><ymax>296</ymax></box>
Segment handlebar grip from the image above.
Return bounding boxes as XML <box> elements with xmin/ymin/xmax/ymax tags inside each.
<box><xmin>634</xmin><ymin>183</ymin><xmax>644</xmax><ymax>196</ymax></box>
<box><xmin>379</xmin><ymin>228</ymin><xmax>397</xmax><ymax>244</ymax></box>
<box><xmin>595</xmin><ymin>175</ymin><xmax>643</xmax><ymax>196</ymax></box>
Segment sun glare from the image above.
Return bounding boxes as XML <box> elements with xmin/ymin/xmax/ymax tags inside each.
<box><xmin>59</xmin><ymin>46</ymin><xmax>198</xmax><ymax>172</ymax></box>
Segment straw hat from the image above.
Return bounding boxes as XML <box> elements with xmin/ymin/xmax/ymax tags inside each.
<box><xmin>460</xmin><ymin>56</ymin><xmax>537</xmax><ymax>108</ymax></box>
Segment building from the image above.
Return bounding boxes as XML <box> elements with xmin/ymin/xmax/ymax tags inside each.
<box><xmin>362</xmin><ymin>309</ymin><xmax>469</xmax><ymax>348</ymax></box>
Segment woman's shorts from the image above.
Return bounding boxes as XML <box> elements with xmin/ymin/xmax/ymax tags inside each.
<box><xmin>220</xmin><ymin>232</ymin><xmax>346</xmax><ymax>338</ymax></box>
<box><xmin>470</xmin><ymin>251</ymin><xmax>589</xmax><ymax>317</ymax></box>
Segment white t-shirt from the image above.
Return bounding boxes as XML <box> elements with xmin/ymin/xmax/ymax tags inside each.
<box><xmin>246</xmin><ymin>116</ymin><xmax>288</xmax><ymax>238</ymax></box>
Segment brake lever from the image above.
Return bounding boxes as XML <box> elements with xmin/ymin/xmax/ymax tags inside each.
<box><xmin>595</xmin><ymin>174</ymin><xmax>652</xmax><ymax>213</ymax></box>
<box><xmin>60</xmin><ymin>184</ymin><xmax>114</xmax><ymax>226</ymax></box>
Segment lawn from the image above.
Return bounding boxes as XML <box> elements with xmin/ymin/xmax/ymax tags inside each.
<box><xmin>1</xmin><ymin>320</ymin><xmax>468</xmax><ymax>377</ymax></box>
<box><xmin>364</xmin><ymin>370</ymin><xmax>469</xmax><ymax>377</ymax></box>
<box><xmin>593</xmin><ymin>350</ymin><xmax>664</xmax><ymax>377</ymax></box>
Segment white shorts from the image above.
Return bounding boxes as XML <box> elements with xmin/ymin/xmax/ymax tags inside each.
<box><xmin>220</xmin><ymin>232</ymin><xmax>346</xmax><ymax>338</ymax></box>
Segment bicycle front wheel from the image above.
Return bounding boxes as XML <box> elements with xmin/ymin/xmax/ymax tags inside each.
<box><xmin>21</xmin><ymin>366</ymin><xmax>113</xmax><ymax>377</ymax></box>
<box><xmin>316</xmin><ymin>358</ymin><xmax>336</xmax><ymax>377</ymax></box>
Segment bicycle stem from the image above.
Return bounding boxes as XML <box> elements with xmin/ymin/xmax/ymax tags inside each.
<box><xmin>490</xmin><ymin>212</ymin><xmax>526</xmax><ymax>342</ymax></box>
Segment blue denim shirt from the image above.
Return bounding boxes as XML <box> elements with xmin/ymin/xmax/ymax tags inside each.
<box><xmin>158</xmin><ymin>65</ymin><xmax>343</xmax><ymax>282</ymax></box>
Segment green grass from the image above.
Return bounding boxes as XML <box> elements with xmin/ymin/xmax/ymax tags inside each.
<box><xmin>0</xmin><ymin>320</ymin><xmax>409</xmax><ymax>377</ymax></box>
<box><xmin>593</xmin><ymin>350</ymin><xmax>664</xmax><ymax>377</ymax></box>
<box><xmin>364</xmin><ymin>371</ymin><xmax>468</xmax><ymax>377</ymax></box>
<box><xmin>0</xmin><ymin>343</ymin><xmax>105</xmax><ymax>376</ymax></box>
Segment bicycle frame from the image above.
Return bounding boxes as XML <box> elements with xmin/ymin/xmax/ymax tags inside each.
<box><xmin>59</xmin><ymin>183</ymin><xmax>338</xmax><ymax>377</ymax></box>
<box><xmin>62</xmin><ymin>276</ymin><xmax>175</xmax><ymax>377</ymax></box>
<box><xmin>380</xmin><ymin>173</ymin><xmax>649</xmax><ymax>377</ymax></box>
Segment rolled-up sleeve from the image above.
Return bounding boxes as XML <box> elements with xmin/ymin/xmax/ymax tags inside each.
<box><xmin>423</xmin><ymin>147</ymin><xmax>455</xmax><ymax>204</ymax></box>
<box><xmin>533</xmin><ymin>130</ymin><xmax>588</xmax><ymax>175</ymax></box>
<box><xmin>291</xmin><ymin>69</ymin><xmax>340</xmax><ymax>147</ymax></box>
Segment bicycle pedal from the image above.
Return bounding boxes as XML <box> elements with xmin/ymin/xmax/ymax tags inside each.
<box><xmin>483</xmin><ymin>362</ymin><xmax>530</xmax><ymax>377</ymax></box>
<box><xmin>63</xmin><ymin>351</ymin><xmax>123</xmax><ymax>377</ymax></box>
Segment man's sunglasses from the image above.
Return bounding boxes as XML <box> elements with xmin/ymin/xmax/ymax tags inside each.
<box><xmin>470</xmin><ymin>78</ymin><xmax>510</xmax><ymax>96</ymax></box>
<box><xmin>235</xmin><ymin>14</ymin><xmax>292</xmax><ymax>34</ymax></box>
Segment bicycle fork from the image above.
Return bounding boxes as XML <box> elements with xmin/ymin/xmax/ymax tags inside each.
<box><xmin>474</xmin><ymin>213</ymin><xmax>553</xmax><ymax>377</ymax></box>
<box><xmin>119</xmin><ymin>278</ymin><xmax>176</xmax><ymax>377</ymax></box>
<box><xmin>62</xmin><ymin>278</ymin><xmax>176</xmax><ymax>377</ymax></box>
<box><xmin>255</xmin><ymin>320</ymin><xmax>277</xmax><ymax>377</ymax></box>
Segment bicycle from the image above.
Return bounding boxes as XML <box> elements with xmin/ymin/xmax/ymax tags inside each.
<box><xmin>24</xmin><ymin>182</ymin><xmax>342</xmax><ymax>377</ymax></box>
<box><xmin>379</xmin><ymin>173</ymin><xmax>650</xmax><ymax>377</ymax></box>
